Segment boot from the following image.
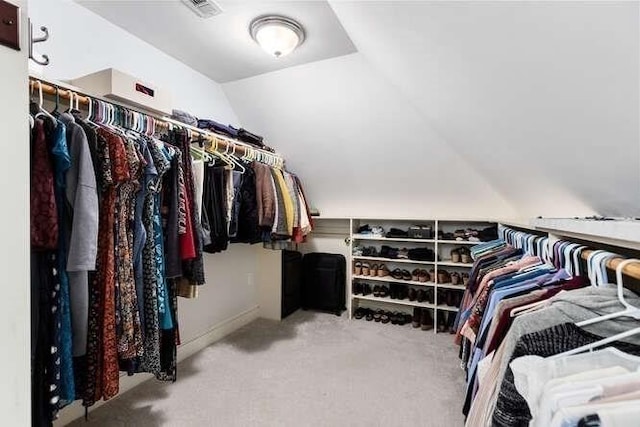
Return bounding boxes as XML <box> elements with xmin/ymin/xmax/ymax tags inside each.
<box><xmin>412</xmin><ymin>307</ymin><xmax>422</xmax><ymax>328</ymax></box>
<box><xmin>421</xmin><ymin>309</ymin><xmax>433</xmax><ymax>331</ymax></box>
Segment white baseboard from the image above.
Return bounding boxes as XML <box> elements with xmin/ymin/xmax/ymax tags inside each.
<box><xmin>54</xmin><ymin>305</ymin><xmax>260</xmax><ymax>426</ymax></box>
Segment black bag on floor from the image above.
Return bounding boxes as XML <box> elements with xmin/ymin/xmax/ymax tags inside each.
<box><xmin>302</xmin><ymin>253</ymin><xmax>346</xmax><ymax>316</ymax></box>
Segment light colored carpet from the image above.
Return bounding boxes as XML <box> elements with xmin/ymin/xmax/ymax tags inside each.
<box><xmin>71</xmin><ymin>310</ymin><xmax>466</xmax><ymax>427</ymax></box>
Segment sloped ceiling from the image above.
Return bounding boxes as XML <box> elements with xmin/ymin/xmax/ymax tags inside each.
<box><xmin>224</xmin><ymin>1</ymin><xmax>639</xmax><ymax>218</ymax></box>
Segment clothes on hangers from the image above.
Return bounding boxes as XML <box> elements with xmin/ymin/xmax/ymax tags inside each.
<box><xmin>461</xmin><ymin>226</ymin><xmax>640</xmax><ymax>427</ymax></box>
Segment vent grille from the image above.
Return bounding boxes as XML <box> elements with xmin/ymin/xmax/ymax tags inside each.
<box><xmin>181</xmin><ymin>0</ymin><xmax>223</xmax><ymax>18</ymax></box>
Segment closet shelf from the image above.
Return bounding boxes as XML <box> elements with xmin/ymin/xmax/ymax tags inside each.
<box><xmin>438</xmin><ymin>240</ymin><xmax>483</xmax><ymax>245</ymax></box>
<box><xmin>352</xmin><ymin>275</ymin><xmax>435</xmax><ymax>288</ymax></box>
<box><xmin>438</xmin><ymin>260</ymin><xmax>474</xmax><ymax>268</ymax></box>
<box><xmin>352</xmin><ymin>235</ymin><xmax>436</xmax><ymax>243</ymax></box>
<box><xmin>436</xmin><ymin>304</ymin><xmax>460</xmax><ymax>313</ymax></box>
<box><xmin>437</xmin><ymin>283</ymin><xmax>467</xmax><ymax>291</ymax></box>
<box><xmin>353</xmin><ymin>294</ymin><xmax>436</xmax><ymax>310</ymax></box>
<box><xmin>352</xmin><ymin>255</ymin><xmax>435</xmax><ymax>266</ymax></box>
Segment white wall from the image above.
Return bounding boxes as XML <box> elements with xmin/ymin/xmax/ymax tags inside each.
<box><xmin>223</xmin><ymin>53</ymin><xmax>519</xmax><ymax>220</ymax></box>
<box><xmin>24</xmin><ymin>5</ymin><xmax>267</xmax><ymax>424</ymax></box>
<box><xmin>28</xmin><ymin>0</ymin><xmax>238</xmax><ymax>123</ymax></box>
<box><xmin>0</xmin><ymin>0</ymin><xmax>30</xmax><ymax>425</ymax></box>
<box><xmin>224</xmin><ymin>1</ymin><xmax>640</xmax><ymax>219</ymax></box>
<box><xmin>329</xmin><ymin>1</ymin><xmax>640</xmax><ymax>217</ymax></box>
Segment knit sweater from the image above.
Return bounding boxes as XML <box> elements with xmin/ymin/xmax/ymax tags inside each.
<box><xmin>492</xmin><ymin>323</ymin><xmax>640</xmax><ymax>427</ymax></box>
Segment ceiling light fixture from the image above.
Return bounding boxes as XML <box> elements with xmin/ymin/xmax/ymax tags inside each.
<box><xmin>250</xmin><ymin>15</ymin><xmax>305</xmax><ymax>58</ymax></box>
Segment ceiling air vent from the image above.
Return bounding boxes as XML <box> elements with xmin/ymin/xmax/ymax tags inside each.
<box><xmin>181</xmin><ymin>0</ymin><xmax>223</xmax><ymax>19</ymax></box>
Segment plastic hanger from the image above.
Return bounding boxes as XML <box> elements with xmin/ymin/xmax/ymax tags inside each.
<box><xmin>576</xmin><ymin>258</ymin><xmax>640</xmax><ymax>327</ymax></box>
<box><xmin>34</xmin><ymin>81</ymin><xmax>56</xmax><ymax>121</ymax></box>
<box><xmin>548</xmin><ymin>258</ymin><xmax>640</xmax><ymax>359</ymax></box>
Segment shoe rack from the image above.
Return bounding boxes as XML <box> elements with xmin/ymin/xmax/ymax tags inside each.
<box><xmin>348</xmin><ymin>218</ymin><xmax>497</xmax><ymax>333</ymax></box>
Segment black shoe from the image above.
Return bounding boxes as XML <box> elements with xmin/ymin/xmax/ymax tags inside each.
<box><xmin>373</xmin><ymin>285</ymin><xmax>381</xmax><ymax>297</ymax></box>
<box><xmin>408</xmin><ymin>288</ymin><xmax>417</xmax><ymax>301</ymax></box>
<box><xmin>353</xmin><ymin>282</ymin><xmax>362</xmax><ymax>295</ymax></box>
<box><xmin>421</xmin><ymin>309</ymin><xmax>434</xmax><ymax>331</ymax></box>
<box><xmin>412</xmin><ymin>307</ymin><xmax>422</xmax><ymax>328</ymax></box>
<box><xmin>365</xmin><ymin>310</ymin><xmax>374</xmax><ymax>321</ymax></box>
<box><xmin>390</xmin><ymin>283</ymin><xmax>398</xmax><ymax>299</ymax></box>
<box><xmin>398</xmin><ymin>285</ymin><xmax>408</xmax><ymax>300</ymax></box>
<box><xmin>363</xmin><ymin>284</ymin><xmax>372</xmax><ymax>296</ymax></box>
<box><xmin>379</xmin><ymin>286</ymin><xmax>389</xmax><ymax>298</ymax></box>
<box><xmin>354</xmin><ymin>307</ymin><xmax>367</xmax><ymax>319</ymax></box>
<box><xmin>417</xmin><ymin>289</ymin><xmax>427</xmax><ymax>302</ymax></box>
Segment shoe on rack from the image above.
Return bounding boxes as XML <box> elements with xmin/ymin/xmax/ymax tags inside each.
<box><xmin>378</xmin><ymin>264</ymin><xmax>390</xmax><ymax>277</ymax></box>
<box><xmin>363</xmin><ymin>283</ymin><xmax>372</xmax><ymax>296</ymax></box>
<box><xmin>450</xmin><ymin>248</ymin><xmax>461</xmax><ymax>263</ymax></box>
<box><xmin>418</xmin><ymin>269</ymin><xmax>429</xmax><ymax>282</ymax></box>
<box><xmin>353</xmin><ymin>281</ymin><xmax>363</xmax><ymax>295</ymax></box>
<box><xmin>429</xmin><ymin>269</ymin><xmax>437</xmax><ymax>283</ymax></box>
<box><xmin>412</xmin><ymin>307</ymin><xmax>422</xmax><ymax>328</ymax></box>
<box><xmin>362</xmin><ymin>262</ymin><xmax>371</xmax><ymax>276</ymax></box>
<box><xmin>397</xmin><ymin>285</ymin><xmax>408</xmax><ymax>300</ymax></box>
<box><xmin>447</xmin><ymin>312</ymin><xmax>456</xmax><ymax>334</ymax></box>
<box><xmin>462</xmin><ymin>273</ymin><xmax>470</xmax><ymax>286</ymax></box>
<box><xmin>398</xmin><ymin>248</ymin><xmax>409</xmax><ymax>259</ymax></box>
<box><xmin>408</xmin><ymin>288</ymin><xmax>417</xmax><ymax>301</ymax></box>
<box><xmin>411</xmin><ymin>268</ymin><xmax>421</xmax><ymax>282</ymax></box>
<box><xmin>354</xmin><ymin>307</ymin><xmax>368</xmax><ymax>319</ymax></box>
<box><xmin>446</xmin><ymin>290</ymin><xmax>455</xmax><ymax>307</ymax></box>
<box><xmin>370</xmin><ymin>263</ymin><xmax>379</xmax><ymax>277</ymax></box>
<box><xmin>389</xmin><ymin>283</ymin><xmax>398</xmax><ymax>300</ymax></box>
<box><xmin>380</xmin><ymin>311</ymin><xmax>391</xmax><ymax>324</ymax></box>
<box><xmin>437</xmin><ymin>270</ymin><xmax>450</xmax><ymax>283</ymax></box>
<box><xmin>417</xmin><ymin>289</ymin><xmax>427</xmax><ymax>303</ymax></box>
<box><xmin>426</xmin><ymin>289</ymin><xmax>434</xmax><ymax>304</ymax></box>
<box><xmin>454</xmin><ymin>229</ymin><xmax>467</xmax><ymax>241</ymax></box>
<box><xmin>373</xmin><ymin>285</ymin><xmax>381</xmax><ymax>297</ymax></box>
<box><xmin>401</xmin><ymin>269</ymin><xmax>412</xmax><ymax>281</ymax></box>
<box><xmin>459</xmin><ymin>247</ymin><xmax>472</xmax><ymax>264</ymax></box>
<box><xmin>391</xmin><ymin>268</ymin><xmax>404</xmax><ymax>280</ymax></box>
<box><xmin>352</xmin><ymin>245</ymin><xmax>364</xmax><ymax>256</ymax></box>
<box><xmin>396</xmin><ymin>312</ymin><xmax>407</xmax><ymax>326</ymax></box>
<box><xmin>354</xmin><ymin>262</ymin><xmax>362</xmax><ymax>276</ymax></box>
<box><xmin>365</xmin><ymin>309</ymin><xmax>374</xmax><ymax>321</ymax></box>
<box><xmin>421</xmin><ymin>309</ymin><xmax>434</xmax><ymax>331</ymax></box>
<box><xmin>379</xmin><ymin>286</ymin><xmax>390</xmax><ymax>298</ymax></box>
<box><xmin>374</xmin><ymin>309</ymin><xmax>384</xmax><ymax>322</ymax></box>
<box><xmin>437</xmin><ymin>313</ymin><xmax>447</xmax><ymax>333</ymax></box>
<box><xmin>451</xmin><ymin>272</ymin><xmax>461</xmax><ymax>286</ymax></box>
<box><xmin>357</xmin><ymin>224</ymin><xmax>371</xmax><ymax>234</ymax></box>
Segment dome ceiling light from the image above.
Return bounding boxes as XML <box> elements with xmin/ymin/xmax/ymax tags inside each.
<box><xmin>249</xmin><ymin>15</ymin><xmax>305</xmax><ymax>58</ymax></box>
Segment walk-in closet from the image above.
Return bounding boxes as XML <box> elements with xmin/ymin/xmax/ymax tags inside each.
<box><xmin>1</xmin><ymin>0</ymin><xmax>639</xmax><ymax>426</ymax></box>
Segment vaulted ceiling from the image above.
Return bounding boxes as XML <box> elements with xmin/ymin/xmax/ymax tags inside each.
<box><xmin>77</xmin><ymin>0</ymin><xmax>640</xmax><ymax>219</ymax></box>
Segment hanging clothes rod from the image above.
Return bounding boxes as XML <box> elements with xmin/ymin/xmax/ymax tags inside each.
<box><xmin>580</xmin><ymin>250</ymin><xmax>640</xmax><ymax>281</ymax></box>
<box><xmin>28</xmin><ymin>76</ymin><xmax>284</xmax><ymax>167</ymax></box>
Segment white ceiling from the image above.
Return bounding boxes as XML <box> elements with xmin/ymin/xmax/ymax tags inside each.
<box><xmin>76</xmin><ymin>0</ymin><xmax>356</xmax><ymax>83</ymax></box>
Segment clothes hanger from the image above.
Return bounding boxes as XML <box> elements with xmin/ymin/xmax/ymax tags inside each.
<box><xmin>34</xmin><ymin>81</ymin><xmax>56</xmax><ymax>121</ymax></box>
<box><xmin>547</xmin><ymin>259</ymin><xmax>640</xmax><ymax>359</ymax></box>
<box><xmin>576</xmin><ymin>258</ymin><xmax>640</xmax><ymax>327</ymax></box>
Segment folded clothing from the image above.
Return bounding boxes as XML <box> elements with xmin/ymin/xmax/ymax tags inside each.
<box><xmin>386</xmin><ymin>228</ymin><xmax>408</xmax><ymax>238</ymax></box>
<box><xmin>408</xmin><ymin>247</ymin><xmax>436</xmax><ymax>261</ymax></box>
<box><xmin>171</xmin><ymin>109</ymin><xmax>198</xmax><ymax>127</ymax></box>
<box><xmin>198</xmin><ymin>119</ymin><xmax>239</xmax><ymax>138</ymax></box>
<box><xmin>478</xmin><ymin>225</ymin><xmax>498</xmax><ymax>242</ymax></box>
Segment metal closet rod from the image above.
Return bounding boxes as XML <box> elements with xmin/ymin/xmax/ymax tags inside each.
<box><xmin>29</xmin><ymin>76</ymin><xmax>284</xmax><ymax>165</ymax></box>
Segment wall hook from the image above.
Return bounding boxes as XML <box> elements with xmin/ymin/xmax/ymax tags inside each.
<box><xmin>28</xmin><ymin>18</ymin><xmax>49</xmax><ymax>66</ymax></box>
